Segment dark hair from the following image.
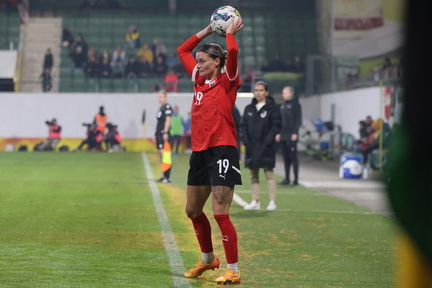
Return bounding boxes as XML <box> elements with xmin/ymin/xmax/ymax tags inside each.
<box><xmin>255</xmin><ymin>81</ymin><xmax>269</xmax><ymax>91</ymax></box>
<box><xmin>198</xmin><ymin>43</ymin><xmax>227</xmax><ymax>67</ymax></box>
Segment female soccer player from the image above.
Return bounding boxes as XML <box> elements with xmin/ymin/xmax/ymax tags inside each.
<box><xmin>177</xmin><ymin>17</ymin><xmax>243</xmax><ymax>284</ymax></box>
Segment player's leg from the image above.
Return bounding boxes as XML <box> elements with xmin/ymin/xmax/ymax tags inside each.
<box><xmin>208</xmin><ymin>146</ymin><xmax>241</xmax><ymax>284</ymax></box>
<box><xmin>184</xmin><ymin>150</ymin><xmax>219</xmax><ymax>277</ymax></box>
<box><xmin>184</xmin><ymin>185</ymin><xmax>220</xmax><ymax>277</ymax></box>
<box><xmin>212</xmin><ymin>186</ymin><xmax>241</xmax><ymax>284</ymax></box>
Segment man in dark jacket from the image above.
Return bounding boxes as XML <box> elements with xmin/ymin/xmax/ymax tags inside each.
<box><xmin>276</xmin><ymin>86</ymin><xmax>302</xmax><ymax>185</ymax></box>
<box><xmin>240</xmin><ymin>81</ymin><xmax>281</xmax><ymax>211</ymax></box>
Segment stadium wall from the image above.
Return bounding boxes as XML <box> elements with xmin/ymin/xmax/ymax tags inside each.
<box><xmin>0</xmin><ymin>92</ymin><xmax>253</xmax><ymax>151</ymax></box>
<box><xmin>0</xmin><ymin>87</ymin><xmax>401</xmax><ymax>152</ymax></box>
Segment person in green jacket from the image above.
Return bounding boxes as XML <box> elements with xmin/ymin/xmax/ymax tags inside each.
<box><xmin>170</xmin><ymin>105</ymin><xmax>184</xmax><ymax>155</ymax></box>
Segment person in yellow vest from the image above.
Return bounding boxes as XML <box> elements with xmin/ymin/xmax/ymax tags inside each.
<box><xmin>37</xmin><ymin>118</ymin><xmax>61</xmax><ymax>151</ymax></box>
<box><xmin>94</xmin><ymin>106</ymin><xmax>108</xmax><ymax>134</ymax></box>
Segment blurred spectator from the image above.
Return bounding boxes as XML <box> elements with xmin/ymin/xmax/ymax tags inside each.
<box><xmin>268</xmin><ymin>54</ymin><xmax>286</xmax><ymax>72</ymax></box>
<box><xmin>345</xmin><ymin>72</ymin><xmax>358</xmax><ymax>89</ymax></box>
<box><xmin>84</xmin><ymin>55</ymin><xmax>100</xmax><ymax>78</ymax></box>
<box><xmin>382</xmin><ymin>57</ymin><xmax>393</xmax><ymax>79</ymax></box>
<box><xmin>382</xmin><ymin>57</ymin><xmax>392</xmax><ymax>70</ymax></box>
<box><xmin>138</xmin><ymin>57</ymin><xmax>152</xmax><ymax>78</ymax></box>
<box><xmin>124</xmin><ymin>25</ymin><xmax>140</xmax><ymax>50</ymax></box>
<box><xmin>241</xmin><ymin>65</ymin><xmax>256</xmax><ymax>92</ymax></box>
<box><xmin>69</xmin><ymin>34</ymin><xmax>88</xmax><ymax>69</ymax></box>
<box><xmin>172</xmin><ymin>58</ymin><xmax>187</xmax><ymax>79</ymax></box>
<box><xmin>392</xmin><ymin>56</ymin><xmax>403</xmax><ymax>78</ymax></box>
<box><xmin>285</xmin><ymin>58</ymin><xmax>294</xmax><ymax>72</ymax></box>
<box><xmin>87</xmin><ymin>47</ymin><xmax>98</xmax><ymax>61</ymax></box>
<box><xmin>166</xmin><ymin>52</ymin><xmax>178</xmax><ymax>69</ymax></box>
<box><xmin>136</xmin><ymin>43</ymin><xmax>154</xmax><ymax>65</ymax></box>
<box><xmin>99</xmin><ymin>48</ymin><xmax>111</xmax><ymax>63</ymax></box>
<box><xmin>43</xmin><ymin>48</ymin><xmax>53</xmax><ymax>72</ymax></box>
<box><xmin>153</xmin><ymin>45</ymin><xmax>167</xmax><ymax>65</ymax></box>
<box><xmin>164</xmin><ymin>68</ymin><xmax>179</xmax><ymax>92</ymax></box>
<box><xmin>356</xmin><ymin>118</ymin><xmax>392</xmax><ymax>166</ymax></box>
<box><xmin>151</xmin><ymin>38</ymin><xmax>166</xmax><ymax>57</ymax></box>
<box><xmin>110</xmin><ymin>45</ymin><xmax>127</xmax><ymax>77</ymax></box>
<box><xmin>260</xmin><ymin>60</ymin><xmax>271</xmax><ymax>73</ymax></box>
<box><xmin>358</xmin><ymin>120</ymin><xmax>369</xmax><ymax>139</ymax></box>
<box><xmin>40</xmin><ymin>68</ymin><xmax>52</xmax><ymax>92</ymax></box>
<box><xmin>291</xmin><ymin>56</ymin><xmax>304</xmax><ymax>73</ymax></box>
<box><xmin>99</xmin><ymin>57</ymin><xmax>112</xmax><ymax>78</ymax></box>
<box><xmin>170</xmin><ymin>105</ymin><xmax>183</xmax><ymax>155</ymax></box>
<box><xmin>125</xmin><ymin>56</ymin><xmax>140</xmax><ymax>79</ymax></box>
<box><xmin>61</xmin><ymin>25</ymin><xmax>74</xmax><ymax>48</ymax></box>
<box><xmin>365</xmin><ymin>115</ymin><xmax>374</xmax><ymax>135</ymax></box>
<box><xmin>153</xmin><ymin>55</ymin><xmax>168</xmax><ymax>78</ymax></box>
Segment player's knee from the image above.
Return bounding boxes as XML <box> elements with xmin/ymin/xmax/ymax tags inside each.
<box><xmin>185</xmin><ymin>207</ymin><xmax>200</xmax><ymax>218</ymax></box>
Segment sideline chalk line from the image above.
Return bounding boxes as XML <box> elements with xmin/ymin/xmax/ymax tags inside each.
<box><xmin>141</xmin><ymin>152</ymin><xmax>191</xmax><ymax>288</ymax></box>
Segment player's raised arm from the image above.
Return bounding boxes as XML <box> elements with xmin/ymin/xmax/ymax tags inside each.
<box><xmin>225</xmin><ymin>17</ymin><xmax>243</xmax><ymax>80</ymax></box>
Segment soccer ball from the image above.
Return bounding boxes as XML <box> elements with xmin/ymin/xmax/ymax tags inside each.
<box><xmin>210</xmin><ymin>5</ymin><xmax>241</xmax><ymax>37</ymax></box>
<box><xmin>341</xmin><ymin>160</ymin><xmax>363</xmax><ymax>178</ymax></box>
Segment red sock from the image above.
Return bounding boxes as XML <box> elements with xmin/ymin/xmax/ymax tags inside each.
<box><xmin>214</xmin><ymin>214</ymin><xmax>238</xmax><ymax>264</ymax></box>
<box><xmin>189</xmin><ymin>212</ymin><xmax>213</xmax><ymax>253</ymax></box>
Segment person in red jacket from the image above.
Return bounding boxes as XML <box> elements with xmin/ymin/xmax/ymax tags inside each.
<box><xmin>37</xmin><ymin>118</ymin><xmax>61</xmax><ymax>151</ymax></box>
<box><xmin>177</xmin><ymin>17</ymin><xmax>243</xmax><ymax>284</ymax></box>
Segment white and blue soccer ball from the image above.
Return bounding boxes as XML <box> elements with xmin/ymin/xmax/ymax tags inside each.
<box><xmin>341</xmin><ymin>159</ymin><xmax>363</xmax><ymax>178</ymax></box>
<box><xmin>210</xmin><ymin>5</ymin><xmax>241</xmax><ymax>37</ymax></box>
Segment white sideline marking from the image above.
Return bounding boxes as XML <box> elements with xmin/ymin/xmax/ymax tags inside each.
<box><xmin>233</xmin><ymin>192</ymin><xmax>248</xmax><ymax>207</ymax></box>
<box><xmin>141</xmin><ymin>153</ymin><xmax>191</xmax><ymax>288</ymax></box>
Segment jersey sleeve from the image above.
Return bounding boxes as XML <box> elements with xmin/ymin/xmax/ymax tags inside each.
<box><xmin>177</xmin><ymin>35</ymin><xmax>201</xmax><ymax>76</ymax></box>
<box><xmin>225</xmin><ymin>33</ymin><xmax>239</xmax><ymax>81</ymax></box>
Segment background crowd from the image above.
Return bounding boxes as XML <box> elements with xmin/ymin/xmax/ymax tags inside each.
<box><xmin>62</xmin><ymin>24</ymin><xmax>187</xmax><ymax>92</ymax></box>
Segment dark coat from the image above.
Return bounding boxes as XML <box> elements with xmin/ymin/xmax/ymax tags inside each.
<box><xmin>279</xmin><ymin>99</ymin><xmax>302</xmax><ymax>141</ymax></box>
<box><xmin>240</xmin><ymin>96</ymin><xmax>281</xmax><ymax>168</ymax></box>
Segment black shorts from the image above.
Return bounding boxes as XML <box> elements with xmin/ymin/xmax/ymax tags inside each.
<box><xmin>187</xmin><ymin>145</ymin><xmax>242</xmax><ymax>186</ymax></box>
<box><xmin>155</xmin><ymin>132</ymin><xmax>171</xmax><ymax>150</ymax></box>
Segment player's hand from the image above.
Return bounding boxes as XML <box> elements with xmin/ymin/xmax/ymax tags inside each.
<box><xmin>197</xmin><ymin>24</ymin><xmax>213</xmax><ymax>39</ymax></box>
<box><xmin>226</xmin><ymin>17</ymin><xmax>243</xmax><ymax>35</ymax></box>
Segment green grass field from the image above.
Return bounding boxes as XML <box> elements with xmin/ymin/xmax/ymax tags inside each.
<box><xmin>0</xmin><ymin>152</ymin><xmax>397</xmax><ymax>288</ymax></box>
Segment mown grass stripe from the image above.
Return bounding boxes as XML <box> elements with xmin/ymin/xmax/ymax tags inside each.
<box><xmin>141</xmin><ymin>152</ymin><xmax>191</xmax><ymax>288</ymax></box>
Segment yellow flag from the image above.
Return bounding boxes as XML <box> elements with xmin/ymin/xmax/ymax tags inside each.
<box><xmin>160</xmin><ymin>141</ymin><xmax>172</xmax><ymax>172</ymax></box>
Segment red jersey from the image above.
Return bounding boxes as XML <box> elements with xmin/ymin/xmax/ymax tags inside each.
<box><xmin>177</xmin><ymin>34</ymin><xmax>242</xmax><ymax>151</ymax></box>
